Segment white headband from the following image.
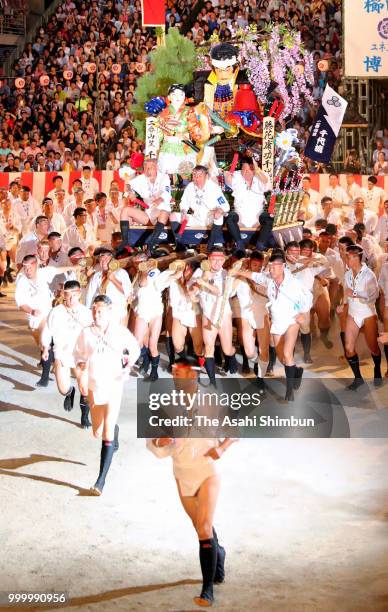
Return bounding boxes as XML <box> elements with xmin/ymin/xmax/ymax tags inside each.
<box><xmin>211</xmin><ymin>56</ymin><xmax>237</xmax><ymax>69</ymax></box>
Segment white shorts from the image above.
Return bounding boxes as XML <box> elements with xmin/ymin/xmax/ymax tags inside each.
<box><xmin>270</xmin><ymin>316</ymin><xmax>296</xmax><ymax>336</ymax></box>
<box><xmin>27</xmin><ymin>313</ymin><xmax>47</xmax><ymax>331</ymax></box>
<box><xmin>348</xmin><ymin>301</ymin><xmax>376</xmax><ymax>328</ymax></box>
<box><xmin>173</xmin><ymin>212</ymin><xmax>224</xmax><ymax>227</ymax></box>
<box><xmin>173</xmin><ymin>308</ymin><xmax>198</xmax><ymax>329</ymax></box>
<box><xmin>91</xmin><ymin>380</ymin><xmax>123</xmax><ymax>405</ymax></box>
<box><xmin>54</xmin><ymin>349</ymin><xmax>75</xmax><ymax>369</ymax></box>
<box><xmin>145</xmin><ymin>203</ymin><xmax>170</xmax><ymax>224</ymax></box>
<box><xmin>241</xmin><ymin>305</ymin><xmax>268</xmax><ymax>330</ymax></box>
<box><xmin>135</xmin><ymin>303</ymin><xmax>163</xmax><ymax>324</ymax></box>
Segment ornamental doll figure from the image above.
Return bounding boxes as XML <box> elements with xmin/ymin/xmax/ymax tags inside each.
<box><xmin>157</xmin><ymin>84</ymin><xmax>203</xmax><ymax>176</ymax></box>
<box><xmin>204</xmin><ymin>43</ymin><xmax>239</xmax><ymax>120</ymax></box>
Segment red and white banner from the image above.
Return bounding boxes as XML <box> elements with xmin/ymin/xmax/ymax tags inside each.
<box><xmin>141</xmin><ymin>0</ymin><xmax>165</xmax><ymax>27</ymax></box>
<box><xmin>0</xmin><ymin>171</ymin><xmax>125</xmax><ymax>203</ymax></box>
<box><xmin>0</xmin><ymin>172</ymin><xmax>387</xmax><ymax>202</ymax></box>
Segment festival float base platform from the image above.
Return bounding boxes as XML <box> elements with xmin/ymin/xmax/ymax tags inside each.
<box><xmin>120</xmin><ymin>222</ymin><xmax>303</xmax><ymax>248</ymax></box>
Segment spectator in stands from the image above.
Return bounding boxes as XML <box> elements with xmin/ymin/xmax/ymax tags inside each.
<box><xmin>344</xmin><ymin>149</ymin><xmax>362</xmax><ymax>174</ymax></box>
<box><xmin>372</xmin><ymin>139</ymin><xmax>388</xmax><ymax>164</ymax></box>
<box><xmin>374</xmin><ymin>152</ymin><xmax>388</xmax><ymax>176</ymax></box>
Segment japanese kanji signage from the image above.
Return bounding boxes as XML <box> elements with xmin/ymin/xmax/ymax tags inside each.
<box><xmin>304</xmin><ymin>85</ymin><xmax>348</xmax><ymax>164</ymax></box>
<box><xmin>145</xmin><ymin>117</ymin><xmax>160</xmax><ymax>158</ymax></box>
<box><xmin>262</xmin><ymin>117</ymin><xmax>275</xmax><ymax>189</ymax></box>
<box><xmin>344</xmin><ymin>0</ymin><xmax>388</xmax><ymax>77</ymax></box>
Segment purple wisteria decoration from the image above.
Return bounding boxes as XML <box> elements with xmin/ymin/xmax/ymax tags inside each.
<box><xmin>238</xmin><ymin>24</ymin><xmax>315</xmax><ymax>121</ymax></box>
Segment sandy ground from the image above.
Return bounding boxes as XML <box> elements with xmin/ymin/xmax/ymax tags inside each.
<box><xmin>0</xmin><ymin>285</ymin><xmax>388</xmax><ymax>612</ymax></box>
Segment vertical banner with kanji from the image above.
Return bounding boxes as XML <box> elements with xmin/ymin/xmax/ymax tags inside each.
<box><xmin>304</xmin><ymin>85</ymin><xmax>347</xmax><ymax>164</ymax></box>
<box><xmin>145</xmin><ymin>117</ymin><xmax>160</xmax><ymax>157</ymax></box>
<box><xmin>141</xmin><ymin>0</ymin><xmax>165</xmax><ymax>27</ymax></box>
<box><xmin>344</xmin><ymin>0</ymin><xmax>388</xmax><ymax>77</ymax></box>
<box><xmin>262</xmin><ymin>116</ymin><xmax>275</xmax><ymax>189</ymax></box>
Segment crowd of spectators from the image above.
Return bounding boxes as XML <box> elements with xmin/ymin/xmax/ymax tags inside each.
<box><xmin>0</xmin><ymin>0</ymin><xmax>384</xmax><ymax>175</ymax></box>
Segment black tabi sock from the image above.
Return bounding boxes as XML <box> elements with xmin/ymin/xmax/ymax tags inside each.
<box><xmin>147</xmin><ymin>221</ymin><xmax>164</xmax><ymax>251</ymax></box>
<box><xmin>214</xmin><ymin>344</ymin><xmax>223</xmax><ymax>367</ymax></box>
<box><xmin>347</xmin><ymin>354</ymin><xmax>363</xmax><ymax>380</ymax></box>
<box><xmin>340</xmin><ymin>331</ymin><xmax>346</xmax><ymax>350</ymax></box>
<box><xmin>140</xmin><ymin>346</ymin><xmax>150</xmax><ymax>374</ymax></box>
<box><xmin>186</xmin><ymin>335</ymin><xmax>195</xmax><ymax>357</ymax></box>
<box><xmin>268</xmin><ymin>345</ymin><xmax>276</xmax><ymax>367</ymax></box>
<box><xmin>150</xmin><ymin>354</ymin><xmax>160</xmax><ymax>381</ymax></box>
<box><xmin>165</xmin><ymin>336</ymin><xmax>175</xmax><ymax>367</ymax></box>
<box><xmin>208</xmin><ymin>223</ymin><xmax>223</xmax><ymax>250</ymax></box>
<box><xmin>63</xmin><ymin>386</ymin><xmax>75</xmax><ymax>411</ymax></box>
<box><xmin>94</xmin><ymin>440</ymin><xmax>115</xmax><ymax>491</ymax></box>
<box><xmin>225</xmin><ymin>353</ymin><xmax>238</xmax><ymax>374</ymax></box>
<box><xmin>205</xmin><ymin>357</ymin><xmax>216</xmax><ymax>386</ymax></box>
<box><xmin>240</xmin><ymin>345</ymin><xmax>250</xmax><ymax>370</ymax></box>
<box><xmin>301</xmin><ymin>333</ymin><xmax>311</xmax><ymax>357</ymax></box>
<box><xmin>37</xmin><ymin>347</ymin><xmax>53</xmax><ymax>386</ymax></box>
<box><xmin>170</xmin><ymin>221</ymin><xmax>183</xmax><ymax>244</ymax></box>
<box><xmin>198</xmin><ymin>538</ymin><xmax>217</xmax><ymax>602</ymax></box>
<box><xmin>120</xmin><ymin>220</ymin><xmax>129</xmax><ymax>245</ymax></box>
<box><xmin>80</xmin><ymin>394</ymin><xmax>91</xmax><ymax>427</ymax></box>
<box><xmin>212</xmin><ymin>527</ymin><xmax>226</xmax><ymax>583</ymax></box>
<box><xmin>284</xmin><ymin>364</ymin><xmax>296</xmax><ymax>400</ymax></box>
<box><xmin>371</xmin><ymin>353</ymin><xmax>382</xmax><ymax>378</ymax></box>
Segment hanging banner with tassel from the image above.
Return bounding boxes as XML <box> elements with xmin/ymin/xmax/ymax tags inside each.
<box><xmin>304</xmin><ymin>85</ymin><xmax>347</xmax><ymax>164</ymax></box>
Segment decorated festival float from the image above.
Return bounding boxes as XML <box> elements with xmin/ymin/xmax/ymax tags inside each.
<box><xmin>120</xmin><ymin>26</ymin><xmax>347</xmax><ymax>249</ymax></box>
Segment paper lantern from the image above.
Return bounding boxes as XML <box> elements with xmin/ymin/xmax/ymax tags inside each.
<box><xmin>39</xmin><ymin>75</ymin><xmax>50</xmax><ymax>87</ymax></box>
<box><xmin>317</xmin><ymin>59</ymin><xmax>329</xmax><ymax>72</ymax></box>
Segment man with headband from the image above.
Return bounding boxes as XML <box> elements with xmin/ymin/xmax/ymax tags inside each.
<box><xmin>86</xmin><ymin>247</ymin><xmax>132</xmax><ymax>324</ymax></box>
<box><xmin>120</xmin><ymin>157</ymin><xmax>171</xmax><ymax>255</ymax></box>
<box><xmin>190</xmin><ymin>247</ymin><xmax>238</xmax><ymax>385</ymax></box>
<box><xmin>266</xmin><ymin>251</ymin><xmax>312</xmax><ymax>401</ymax></box>
<box><xmin>74</xmin><ymin>294</ymin><xmax>140</xmax><ymax>495</ymax></box>
<box><xmin>41</xmin><ymin>280</ymin><xmax>93</xmax><ymax>426</ymax></box>
<box><xmin>170</xmin><ymin>165</ymin><xmax>229</xmax><ymax>251</ymax></box>
<box><xmin>15</xmin><ymin>254</ymin><xmax>78</xmax><ymax>386</ymax></box>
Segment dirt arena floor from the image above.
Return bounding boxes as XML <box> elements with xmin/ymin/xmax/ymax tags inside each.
<box><xmin>0</xmin><ymin>286</ymin><xmax>388</xmax><ymax>612</ymax></box>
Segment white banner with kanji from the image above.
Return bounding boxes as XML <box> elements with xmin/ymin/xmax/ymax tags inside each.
<box><xmin>344</xmin><ymin>0</ymin><xmax>388</xmax><ymax>77</ymax></box>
